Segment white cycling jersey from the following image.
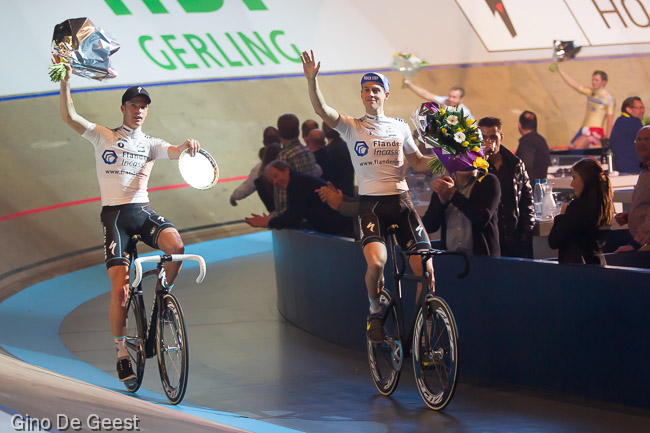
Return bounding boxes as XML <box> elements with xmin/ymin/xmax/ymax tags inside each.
<box><xmin>334</xmin><ymin>113</ymin><xmax>417</xmax><ymax>196</ymax></box>
<box><xmin>82</xmin><ymin>123</ymin><xmax>171</xmax><ymax>206</ymax></box>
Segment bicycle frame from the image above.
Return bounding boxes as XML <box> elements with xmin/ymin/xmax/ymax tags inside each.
<box><xmin>384</xmin><ymin>230</ymin><xmax>469</xmax><ymax>357</ymax></box>
<box><xmin>125</xmin><ymin>238</ymin><xmax>206</xmax><ymax>357</ymax></box>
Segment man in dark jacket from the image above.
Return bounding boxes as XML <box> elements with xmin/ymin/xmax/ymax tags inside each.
<box><xmin>610</xmin><ymin>96</ymin><xmax>645</xmax><ymax>174</ymax></box>
<box><xmin>245</xmin><ymin>160</ymin><xmax>354</xmax><ymax>237</ymax></box>
<box><xmin>516</xmin><ymin>110</ymin><xmax>550</xmax><ymax>182</ymax></box>
<box><xmin>422</xmin><ymin>169</ymin><xmax>501</xmax><ymax>256</ymax></box>
<box><xmin>480</xmin><ymin>117</ymin><xmax>535</xmax><ymax>258</ymax></box>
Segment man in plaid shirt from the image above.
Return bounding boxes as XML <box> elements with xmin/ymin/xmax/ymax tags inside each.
<box><xmin>274</xmin><ymin>114</ymin><xmax>322</xmax><ymax>212</ymax></box>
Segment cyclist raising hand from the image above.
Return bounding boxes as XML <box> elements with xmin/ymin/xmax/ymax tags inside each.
<box><xmin>58</xmin><ymin>64</ymin><xmax>200</xmax><ymax>382</ymax></box>
<box><xmin>301</xmin><ymin>50</ymin><xmax>435</xmax><ymax>343</ymax></box>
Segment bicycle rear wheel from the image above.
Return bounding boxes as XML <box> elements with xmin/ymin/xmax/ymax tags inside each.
<box><xmin>367</xmin><ymin>289</ymin><xmax>403</xmax><ymax>396</ymax></box>
<box><xmin>124</xmin><ymin>288</ymin><xmax>146</xmax><ymax>393</ymax></box>
<box><xmin>413</xmin><ymin>295</ymin><xmax>459</xmax><ymax>410</ymax></box>
<box><xmin>156</xmin><ymin>293</ymin><xmax>189</xmax><ymax>405</ymax></box>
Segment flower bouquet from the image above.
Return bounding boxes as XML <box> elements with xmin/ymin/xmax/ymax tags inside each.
<box><xmin>49</xmin><ymin>17</ymin><xmax>120</xmax><ymax>82</ymax></box>
<box><xmin>411</xmin><ymin>101</ymin><xmax>488</xmax><ymax>176</ymax></box>
<box><xmin>392</xmin><ymin>52</ymin><xmax>428</xmax><ymax>87</ymax></box>
<box><xmin>548</xmin><ymin>40</ymin><xmax>581</xmax><ymax>73</ymax></box>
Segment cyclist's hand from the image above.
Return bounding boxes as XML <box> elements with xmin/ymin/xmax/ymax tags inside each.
<box><xmin>301</xmin><ymin>50</ymin><xmax>321</xmax><ymax>80</ymax></box>
<box><xmin>183</xmin><ymin>139</ymin><xmax>200</xmax><ymax>156</ymax></box>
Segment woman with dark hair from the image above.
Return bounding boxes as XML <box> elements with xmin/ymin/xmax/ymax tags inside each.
<box><xmin>548</xmin><ymin>158</ymin><xmax>614</xmax><ymax>264</ymax></box>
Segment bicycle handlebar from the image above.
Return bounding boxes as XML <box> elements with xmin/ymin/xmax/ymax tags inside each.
<box><xmin>132</xmin><ymin>254</ymin><xmax>207</xmax><ymax>287</ymax></box>
<box><xmin>404</xmin><ymin>249</ymin><xmax>470</xmax><ymax>279</ymax></box>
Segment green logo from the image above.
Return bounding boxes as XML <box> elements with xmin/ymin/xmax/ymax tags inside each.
<box><xmin>105</xmin><ymin>0</ymin><xmax>268</xmax><ymax>15</ymax></box>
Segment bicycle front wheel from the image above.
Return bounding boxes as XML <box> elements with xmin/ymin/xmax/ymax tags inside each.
<box><xmin>156</xmin><ymin>293</ymin><xmax>189</xmax><ymax>405</ymax></box>
<box><xmin>412</xmin><ymin>295</ymin><xmax>459</xmax><ymax>411</ymax></box>
<box><xmin>125</xmin><ymin>289</ymin><xmax>146</xmax><ymax>393</ymax></box>
<box><xmin>367</xmin><ymin>289</ymin><xmax>403</xmax><ymax>396</ymax></box>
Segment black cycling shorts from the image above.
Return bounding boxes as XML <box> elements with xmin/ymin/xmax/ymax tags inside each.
<box><xmin>358</xmin><ymin>192</ymin><xmax>430</xmax><ymax>251</ymax></box>
<box><xmin>100</xmin><ymin>203</ymin><xmax>175</xmax><ymax>269</ymax></box>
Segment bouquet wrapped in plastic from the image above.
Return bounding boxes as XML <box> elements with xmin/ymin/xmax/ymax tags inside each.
<box><xmin>411</xmin><ymin>102</ymin><xmax>488</xmax><ymax>176</ymax></box>
<box><xmin>392</xmin><ymin>52</ymin><xmax>428</xmax><ymax>86</ymax></box>
<box><xmin>548</xmin><ymin>40</ymin><xmax>581</xmax><ymax>72</ymax></box>
<box><xmin>49</xmin><ymin>17</ymin><xmax>120</xmax><ymax>82</ymax></box>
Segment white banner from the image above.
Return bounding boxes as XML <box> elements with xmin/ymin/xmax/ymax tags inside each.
<box><xmin>2</xmin><ymin>0</ymin><xmax>650</xmax><ymax>98</ymax></box>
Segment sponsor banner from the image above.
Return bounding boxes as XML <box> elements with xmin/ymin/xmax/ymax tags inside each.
<box><xmin>2</xmin><ymin>0</ymin><xmax>650</xmax><ymax>98</ymax></box>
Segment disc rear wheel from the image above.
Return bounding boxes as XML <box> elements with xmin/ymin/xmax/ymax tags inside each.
<box><xmin>367</xmin><ymin>289</ymin><xmax>403</xmax><ymax>396</ymax></box>
<box><xmin>156</xmin><ymin>293</ymin><xmax>189</xmax><ymax>405</ymax></box>
<box><xmin>124</xmin><ymin>288</ymin><xmax>147</xmax><ymax>393</ymax></box>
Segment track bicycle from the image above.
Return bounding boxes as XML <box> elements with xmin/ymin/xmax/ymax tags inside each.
<box><xmin>122</xmin><ymin>235</ymin><xmax>206</xmax><ymax>405</ymax></box>
<box><xmin>367</xmin><ymin>225</ymin><xmax>469</xmax><ymax>410</ymax></box>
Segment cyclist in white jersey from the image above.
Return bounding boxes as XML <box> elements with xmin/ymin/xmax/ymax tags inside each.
<box><xmin>302</xmin><ymin>50</ymin><xmax>435</xmax><ymax>343</ymax></box>
<box><xmin>58</xmin><ymin>64</ymin><xmax>200</xmax><ymax>382</ymax></box>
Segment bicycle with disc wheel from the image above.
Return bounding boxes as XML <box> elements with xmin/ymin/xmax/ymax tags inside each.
<box><xmin>122</xmin><ymin>235</ymin><xmax>206</xmax><ymax>405</ymax></box>
<box><xmin>367</xmin><ymin>224</ymin><xmax>468</xmax><ymax>410</ymax></box>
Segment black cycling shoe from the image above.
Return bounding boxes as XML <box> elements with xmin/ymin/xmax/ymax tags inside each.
<box><xmin>366</xmin><ymin>313</ymin><xmax>385</xmax><ymax>343</ymax></box>
<box><xmin>117</xmin><ymin>358</ymin><xmax>136</xmax><ymax>382</ymax></box>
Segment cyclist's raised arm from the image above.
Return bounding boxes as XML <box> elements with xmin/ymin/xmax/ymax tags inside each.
<box><xmin>403</xmin><ymin>79</ymin><xmax>437</xmax><ymax>101</ymax></box>
<box><xmin>554</xmin><ymin>64</ymin><xmax>582</xmax><ymax>93</ymax></box>
<box><xmin>59</xmin><ymin>64</ymin><xmax>91</xmax><ymax>135</ymax></box>
<box><xmin>302</xmin><ymin>50</ymin><xmax>340</xmax><ymax>128</ymax></box>
<box><xmin>167</xmin><ymin>139</ymin><xmax>200</xmax><ymax>160</ymax></box>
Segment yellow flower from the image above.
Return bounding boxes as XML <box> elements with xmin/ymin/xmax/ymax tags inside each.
<box><xmin>467</xmin><ymin>118</ymin><xmax>475</xmax><ymax>126</ymax></box>
<box><xmin>471</xmin><ymin>146</ymin><xmax>480</xmax><ymax>152</ymax></box>
<box><xmin>441</xmin><ymin>128</ymin><xmax>447</xmax><ymax>133</ymax></box>
<box><xmin>462</xmin><ymin>141</ymin><xmax>469</xmax><ymax>147</ymax></box>
<box><xmin>473</xmin><ymin>156</ymin><xmax>489</xmax><ymax>171</ymax></box>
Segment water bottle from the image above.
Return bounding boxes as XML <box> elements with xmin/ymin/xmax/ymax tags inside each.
<box><xmin>541</xmin><ymin>180</ymin><xmax>556</xmax><ymax>218</ymax></box>
<box><xmin>533</xmin><ymin>179</ymin><xmax>544</xmax><ymax>219</ymax></box>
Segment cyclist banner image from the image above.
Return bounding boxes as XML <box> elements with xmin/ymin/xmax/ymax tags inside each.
<box><xmin>3</xmin><ymin>0</ymin><xmax>650</xmax><ymax>97</ymax></box>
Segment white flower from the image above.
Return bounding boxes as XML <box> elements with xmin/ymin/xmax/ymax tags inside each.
<box><xmin>446</xmin><ymin>115</ymin><xmax>459</xmax><ymax>126</ymax></box>
<box><xmin>454</xmin><ymin>131</ymin><xmax>466</xmax><ymax>143</ymax></box>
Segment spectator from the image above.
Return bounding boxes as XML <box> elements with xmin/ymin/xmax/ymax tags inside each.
<box><xmin>553</xmin><ymin>65</ymin><xmax>615</xmax><ymax>148</ymax></box>
<box><xmin>301</xmin><ymin>119</ymin><xmax>319</xmax><ymax>144</ymax></box>
<box><xmin>480</xmin><ymin>117</ymin><xmax>535</xmax><ymax>258</ymax></box>
<box><xmin>245</xmin><ymin>160</ymin><xmax>354</xmax><ymax>237</ymax></box>
<box><xmin>421</xmin><ymin>169</ymin><xmax>501</xmax><ymax>256</ymax></box>
<box><xmin>323</xmin><ymin>122</ymin><xmax>355</xmax><ymax>197</ymax></box>
<box><xmin>549</xmin><ymin>159</ymin><xmax>613</xmax><ymax>265</ymax></box>
<box><xmin>229</xmin><ymin>147</ymin><xmax>266</xmax><ymax>206</ymax></box>
<box><xmin>610</xmin><ymin>96</ymin><xmax>645</xmax><ymax>174</ymax></box>
<box><xmin>262</xmin><ymin>126</ymin><xmax>281</xmax><ymax>147</ymax></box>
<box><xmin>275</xmin><ymin>114</ymin><xmax>321</xmax><ymax>213</ymax></box>
<box><xmin>306</xmin><ymin>129</ymin><xmax>335</xmax><ymax>183</ymax></box>
<box><xmin>254</xmin><ymin>143</ymin><xmax>281</xmax><ymax>212</ymax></box>
<box><xmin>615</xmin><ymin>126</ymin><xmax>650</xmax><ymax>252</ymax></box>
<box><xmin>516</xmin><ymin>110</ymin><xmax>550</xmax><ymax>181</ymax></box>
<box><xmin>402</xmin><ymin>79</ymin><xmax>474</xmax><ymax>120</ymax></box>
<box><xmin>229</xmin><ymin>126</ymin><xmax>281</xmax><ymax>207</ymax></box>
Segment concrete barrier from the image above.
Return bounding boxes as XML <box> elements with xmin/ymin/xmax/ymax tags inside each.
<box><xmin>273</xmin><ymin>229</ymin><xmax>650</xmax><ymax>408</ymax></box>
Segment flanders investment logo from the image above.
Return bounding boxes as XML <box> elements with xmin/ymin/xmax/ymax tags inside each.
<box><xmin>102</xmin><ymin>150</ymin><xmax>118</xmax><ymax>164</ymax></box>
<box><xmin>355</xmin><ymin>141</ymin><xmax>369</xmax><ymax>157</ymax></box>
<box><xmin>485</xmin><ymin>0</ymin><xmax>516</xmax><ymax>37</ymax></box>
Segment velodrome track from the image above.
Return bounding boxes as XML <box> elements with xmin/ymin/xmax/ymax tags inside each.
<box><xmin>1</xmin><ymin>229</ymin><xmax>650</xmax><ymax>433</ymax></box>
